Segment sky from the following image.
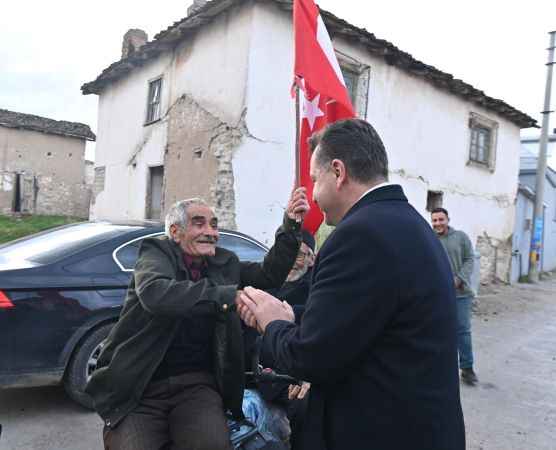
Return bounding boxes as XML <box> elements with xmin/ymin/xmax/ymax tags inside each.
<box><xmin>1</xmin><ymin>0</ymin><xmax>555</xmax><ymax>164</ymax></box>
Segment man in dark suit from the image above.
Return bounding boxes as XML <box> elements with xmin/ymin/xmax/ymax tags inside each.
<box><xmin>238</xmin><ymin>119</ymin><xmax>465</xmax><ymax>450</ymax></box>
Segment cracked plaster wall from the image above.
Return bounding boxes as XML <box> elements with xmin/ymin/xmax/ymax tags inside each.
<box><xmin>331</xmin><ymin>30</ymin><xmax>521</xmax><ymax>285</ymax></box>
<box><xmin>390</xmin><ymin>168</ymin><xmax>516</xmax><ymax>284</ymax></box>
<box><xmin>91</xmin><ymin>0</ymin><xmax>524</xmax><ymax>281</ymax></box>
<box><xmin>236</xmin><ymin>0</ymin><xmax>522</xmax><ymax>261</ymax></box>
<box><xmin>91</xmin><ymin>4</ymin><xmax>252</xmax><ymax>222</ymax></box>
<box><xmin>164</xmin><ymin>94</ymin><xmax>244</xmax><ymax>229</ymax></box>
<box><xmin>90</xmin><ymin>53</ymin><xmax>171</xmax><ymax>221</ymax></box>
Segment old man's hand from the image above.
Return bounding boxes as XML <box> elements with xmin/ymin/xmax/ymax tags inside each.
<box><xmin>239</xmin><ymin>287</ymin><xmax>295</xmax><ymax>333</ymax></box>
<box><xmin>286</xmin><ymin>187</ymin><xmax>310</xmax><ymax>222</ymax></box>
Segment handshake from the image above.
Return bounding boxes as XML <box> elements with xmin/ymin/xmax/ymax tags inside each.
<box><xmin>234</xmin><ymin>286</ymin><xmax>295</xmax><ymax>334</ymax></box>
<box><xmin>235</xmin><ymin>286</ymin><xmax>310</xmax><ymax>401</ymax></box>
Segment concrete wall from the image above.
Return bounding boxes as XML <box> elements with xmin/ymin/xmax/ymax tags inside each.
<box><xmin>519</xmin><ymin>174</ymin><xmax>556</xmax><ymax>273</ymax></box>
<box><xmin>0</xmin><ymin>127</ymin><xmax>90</xmax><ymax>218</ymax></box>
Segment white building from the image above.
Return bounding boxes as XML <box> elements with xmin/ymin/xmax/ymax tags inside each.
<box><xmin>82</xmin><ymin>0</ymin><xmax>536</xmax><ymax>284</ymax></box>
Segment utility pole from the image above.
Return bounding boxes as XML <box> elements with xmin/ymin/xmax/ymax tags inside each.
<box><xmin>528</xmin><ymin>31</ymin><xmax>556</xmax><ymax>282</ymax></box>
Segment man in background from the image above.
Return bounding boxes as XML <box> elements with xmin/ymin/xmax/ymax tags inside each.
<box><xmin>431</xmin><ymin>207</ymin><xmax>478</xmax><ymax>386</ymax></box>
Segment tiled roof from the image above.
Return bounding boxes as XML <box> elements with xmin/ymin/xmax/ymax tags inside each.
<box><xmin>81</xmin><ymin>0</ymin><xmax>536</xmax><ymax>129</ymax></box>
<box><xmin>0</xmin><ymin>109</ymin><xmax>96</xmax><ymax>141</ymax></box>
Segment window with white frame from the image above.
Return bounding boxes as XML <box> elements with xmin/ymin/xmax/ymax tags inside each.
<box><xmin>468</xmin><ymin>113</ymin><xmax>498</xmax><ymax>170</ymax></box>
<box><xmin>145</xmin><ymin>77</ymin><xmax>162</xmax><ymax>124</ymax></box>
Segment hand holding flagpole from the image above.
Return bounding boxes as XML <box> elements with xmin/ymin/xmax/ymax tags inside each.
<box><xmin>286</xmin><ymin>186</ymin><xmax>309</xmax><ymax>224</ymax></box>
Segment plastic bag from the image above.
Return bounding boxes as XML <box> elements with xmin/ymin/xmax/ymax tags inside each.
<box><xmin>242</xmin><ymin>389</ymin><xmax>291</xmax><ymax>443</ymax></box>
<box><xmin>228</xmin><ymin>389</ymin><xmax>290</xmax><ymax>449</ymax></box>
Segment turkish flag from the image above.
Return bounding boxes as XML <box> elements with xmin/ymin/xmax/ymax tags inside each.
<box><xmin>293</xmin><ymin>0</ymin><xmax>355</xmax><ymax>234</ymax></box>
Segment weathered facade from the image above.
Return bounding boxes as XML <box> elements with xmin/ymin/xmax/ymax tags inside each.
<box><xmin>83</xmin><ymin>0</ymin><xmax>535</xmax><ymax>283</ymax></box>
<box><xmin>0</xmin><ymin>109</ymin><xmax>95</xmax><ymax>218</ymax></box>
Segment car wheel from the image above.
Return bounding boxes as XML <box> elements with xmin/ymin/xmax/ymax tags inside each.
<box><xmin>63</xmin><ymin>323</ymin><xmax>113</xmax><ymax>409</ymax></box>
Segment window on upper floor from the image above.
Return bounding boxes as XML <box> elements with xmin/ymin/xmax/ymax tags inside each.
<box><xmin>145</xmin><ymin>77</ymin><xmax>162</xmax><ymax>124</ymax></box>
<box><xmin>338</xmin><ymin>52</ymin><xmax>370</xmax><ymax>119</ymax></box>
<box><xmin>341</xmin><ymin>67</ymin><xmax>359</xmax><ymax>106</ymax></box>
<box><xmin>468</xmin><ymin>113</ymin><xmax>498</xmax><ymax>171</ymax></box>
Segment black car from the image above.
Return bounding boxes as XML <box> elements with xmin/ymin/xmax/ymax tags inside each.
<box><xmin>0</xmin><ymin>221</ymin><xmax>268</xmax><ymax>408</ymax></box>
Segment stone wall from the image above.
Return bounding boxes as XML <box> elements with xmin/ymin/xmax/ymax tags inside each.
<box><xmin>0</xmin><ymin>171</ymin><xmax>91</xmax><ymax>219</ymax></box>
<box><xmin>476</xmin><ymin>233</ymin><xmax>514</xmax><ymax>285</ymax></box>
<box><xmin>34</xmin><ymin>175</ymin><xmax>91</xmax><ymax>218</ymax></box>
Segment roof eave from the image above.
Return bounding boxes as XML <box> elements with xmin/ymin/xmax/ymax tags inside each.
<box><xmin>81</xmin><ymin>0</ymin><xmax>537</xmax><ymax>129</ymax></box>
<box><xmin>0</xmin><ymin>122</ymin><xmax>96</xmax><ymax>141</ymax></box>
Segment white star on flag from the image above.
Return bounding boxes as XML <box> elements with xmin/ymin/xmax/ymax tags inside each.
<box><xmin>301</xmin><ymin>93</ymin><xmax>325</xmax><ymax>131</ymax></box>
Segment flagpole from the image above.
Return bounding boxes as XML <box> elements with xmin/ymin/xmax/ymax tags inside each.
<box><xmin>295</xmin><ymin>85</ymin><xmax>301</xmax><ymax>188</ymax></box>
<box><xmin>294</xmin><ymin>85</ymin><xmax>303</xmax><ymax>224</ymax></box>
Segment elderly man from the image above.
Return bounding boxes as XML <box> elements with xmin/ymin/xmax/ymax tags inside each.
<box><xmin>239</xmin><ymin>119</ymin><xmax>465</xmax><ymax>450</ymax></box>
<box><xmin>86</xmin><ymin>189</ymin><xmax>308</xmax><ymax>450</ymax></box>
<box><xmin>267</xmin><ymin>229</ymin><xmax>315</xmax><ymax>310</ymax></box>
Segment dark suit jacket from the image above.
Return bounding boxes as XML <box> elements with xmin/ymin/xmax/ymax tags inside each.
<box><xmin>261</xmin><ymin>185</ymin><xmax>465</xmax><ymax>450</ymax></box>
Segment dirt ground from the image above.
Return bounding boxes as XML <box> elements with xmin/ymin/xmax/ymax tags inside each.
<box><xmin>462</xmin><ymin>272</ymin><xmax>556</xmax><ymax>450</ymax></box>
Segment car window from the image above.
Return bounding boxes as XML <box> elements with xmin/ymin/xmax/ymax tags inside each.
<box><xmin>114</xmin><ymin>241</ymin><xmax>142</xmax><ymax>271</ymax></box>
<box><xmin>114</xmin><ymin>233</ymin><xmax>164</xmax><ymax>271</ymax></box>
<box><xmin>0</xmin><ymin>223</ymin><xmax>142</xmax><ymax>270</ymax></box>
<box><xmin>114</xmin><ymin>232</ymin><xmax>267</xmax><ymax>271</ymax></box>
<box><xmin>218</xmin><ymin>234</ymin><xmax>267</xmax><ymax>262</ymax></box>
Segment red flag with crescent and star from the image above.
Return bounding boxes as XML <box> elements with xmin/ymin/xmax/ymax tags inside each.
<box><xmin>293</xmin><ymin>0</ymin><xmax>355</xmax><ymax>234</ymax></box>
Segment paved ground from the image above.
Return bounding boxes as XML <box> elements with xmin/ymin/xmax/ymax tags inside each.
<box><xmin>462</xmin><ymin>274</ymin><xmax>556</xmax><ymax>450</ymax></box>
<box><xmin>0</xmin><ymin>385</ymin><xmax>102</xmax><ymax>449</ymax></box>
<box><xmin>1</xmin><ymin>275</ymin><xmax>555</xmax><ymax>449</ymax></box>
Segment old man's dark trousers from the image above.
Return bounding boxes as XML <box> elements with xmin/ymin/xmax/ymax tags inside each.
<box><xmin>103</xmin><ymin>372</ymin><xmax>232</xmax><ymax>450</ymax></box>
